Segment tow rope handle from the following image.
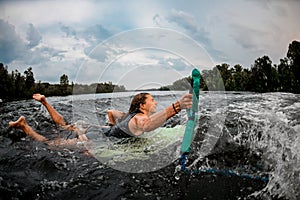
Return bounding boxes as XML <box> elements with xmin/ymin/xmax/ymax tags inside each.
<box><xmin>180</xmin><ymin>68</ymin><xmax>200</xmax><ymax>153</ymax></box>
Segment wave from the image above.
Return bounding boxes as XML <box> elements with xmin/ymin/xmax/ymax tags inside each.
<box><xmin>0</xmin><ymin>91</ymin><xmax>298</xmax><ymax>199</ymax></box>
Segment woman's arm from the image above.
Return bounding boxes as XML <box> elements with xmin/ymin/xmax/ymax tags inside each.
<box><xmin>129</xmin><ymin>94</ymin><xmax>192</xmax><ymax>135</ymax></box>
<box><xmin>107</xmin><ymin>110</ymin><xmax>125</xmax><ymax>125</ymax></box>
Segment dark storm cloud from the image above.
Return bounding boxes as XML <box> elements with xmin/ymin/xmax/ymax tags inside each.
<box><xmin>0</xmin><ymin>19</ymin><xmax>27</xmax><ymax>63</ymax></box>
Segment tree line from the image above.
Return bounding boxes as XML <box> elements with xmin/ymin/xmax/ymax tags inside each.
<box><xmin>1</xmin><ymin>40</ymin><xmax>299</xmax><ymax>102</ymax></box>
<box><xmin>161</xmin><ymin>40</ymin><xmax>300</xmax><ymax>94</ymax></box>
<box><xmin>0</xmin><ymin>64</ymin><xmax>126</xmax><ymax>102</ymax></box>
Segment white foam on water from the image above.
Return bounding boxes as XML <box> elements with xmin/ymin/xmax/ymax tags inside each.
<box><xmin>229</xmin><ymin>93</ymin><xmax>299</xmax><ymax>200</ymax></box>
<box><xmin>189</xmin><ymin>92</ymin><xmax>299</xmax><ymax>199</ymax></box>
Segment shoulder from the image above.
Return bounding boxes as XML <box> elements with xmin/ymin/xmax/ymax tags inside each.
<box><xmin>130</xmin><ymin>113</ymin><xmax>151</xmax><ymax>129</ymax></box>
<box><xmin>128</xmin><ymin>113</ymin><xmax>149</xmax><ymax>136</ymax></box>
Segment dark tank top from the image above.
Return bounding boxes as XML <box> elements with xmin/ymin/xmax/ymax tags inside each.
<box><xmin>105</xmin><ymin>113</ymin><xmax>137</xmax><ymax>138</ymax></box>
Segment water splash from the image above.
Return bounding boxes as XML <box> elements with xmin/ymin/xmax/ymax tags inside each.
<box><xmin>191</xmin><ymin>93</ymin><xmax>300</xmax><ymax>200</ymax></box>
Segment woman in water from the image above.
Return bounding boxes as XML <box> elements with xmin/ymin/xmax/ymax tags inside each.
<box><xmin>9</xmin><ymin>93</ymin><xmax>192</xmax><ymax>146</ymax></box>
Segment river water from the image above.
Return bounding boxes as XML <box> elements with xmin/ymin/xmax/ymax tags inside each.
<box><xmin>0</xmin><ymin>91</ymin><xmax>299</xmax><ymax>200</ymax></box>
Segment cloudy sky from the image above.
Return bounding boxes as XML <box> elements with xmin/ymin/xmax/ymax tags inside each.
<box><xmin>0</xmin><ymin>0</ymin><xmax>299</xmax><ymax>90</ymax></box>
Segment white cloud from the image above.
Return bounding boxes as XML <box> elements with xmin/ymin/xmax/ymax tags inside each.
<box><xmin>1</xmin><ymin>0</ymin><xmax>97</xmax><ymax>26</ymax></box>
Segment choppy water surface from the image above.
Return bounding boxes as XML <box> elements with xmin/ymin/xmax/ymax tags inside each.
<box><xmin>0</xmin><ymin>91</ymin><xmax>299</xmax><ymax>199</ymax></box>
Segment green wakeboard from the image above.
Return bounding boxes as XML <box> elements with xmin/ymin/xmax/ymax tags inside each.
<box><xmin>89</xmin><ymin>125</ymin><xmax>185</xmax><ymax>161</ymax></box>
<box><xmin>180</xmin><ymin>68</ymin><xmax>200</xmax><ymax>153</ymax></box>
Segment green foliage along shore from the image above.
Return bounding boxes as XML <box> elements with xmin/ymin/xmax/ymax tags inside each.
<box><xmin>0</xmin><ymin>65</ymin><xmax>126</xmax><ymax>102</ymax></box>
<box><xmin>161</xmin><ymin>40</ymin><xmax>300</xmax><ymax>93</ymax></box>
<box><xmin>1</xmin><ymin>40</ymin><xmax>299</xmax><ymax>102</ymax></box>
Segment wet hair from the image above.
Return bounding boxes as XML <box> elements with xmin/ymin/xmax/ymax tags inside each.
<box><xmin>117</xmin><ymin>93</ymin><xmax>150</xmax><ymax>122</ymax></box>
<box><xmin>129</xmin><ymin>93</ymin><xmax>150</xmax><ymax>114</ymax></box>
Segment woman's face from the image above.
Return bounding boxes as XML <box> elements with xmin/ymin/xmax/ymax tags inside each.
<box><xmin>141</xmin><ymin>94</ymin><xmax>157</xmax><ymax>114</ymax></box>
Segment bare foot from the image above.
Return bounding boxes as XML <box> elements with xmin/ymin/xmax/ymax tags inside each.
<box><xmin>9</xmin><ymin>116</ymin><xmax>27</xmax><ymax>128</ymax></box>
<box><xmin>32</xmin><ymin>93</ymin><xmax>46</xmax><ymax>104</ymax></box>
